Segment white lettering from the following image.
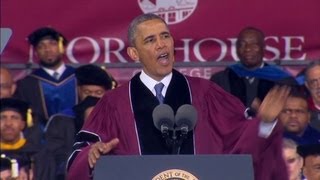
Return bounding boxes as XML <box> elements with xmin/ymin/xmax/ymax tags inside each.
<box><xmin>194</xmin><ymin>38</ymin><xmax>227</xmax><ymax>62</ymax></box>
<box><xmin>64</xmin><ymin>35</ymin><xmax>307</xmax><ymax>63</ymax></box>
<box><xmin>265</xmin><ymin>36</ymin><xmax>280</xmax><ymax>61</ymax></box>
<box><xmin>228</xmin><ymin>38</ymin><xmax>239</xmax><ymax>61</ymax></box>
<box><xmin>66</xmin><ymin>37</ymin><xmax>100</xmax><ymax>63</ymax></box>
<box><xmin>175</xmin><ymin>38</ymin><xmax>192</xmax><ymax>62</ymax></box>
<box><xmin>101</xmin><ymin>38</ymin><xmax>127</xmax><ymax>63</ymax></box>
<box><xmin>282</xmin><ymin>36</ymin><xmax>306</xmax><ymax>60</ymax></box>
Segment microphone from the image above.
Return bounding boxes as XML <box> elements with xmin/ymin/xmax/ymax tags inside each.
<box><xmin>152</xmin><ymin>104</ymin><xmax>175</xmax><ymax>134</ymax></box>
<box><xmin>171</xmin><ymin>104</ymin><xmax>197</xmax><ymax>154</ymax></box>
<box><xmin>175</xmin><ymin>104</ymin><xmax>197</xmax><ymax>134</ymax></box>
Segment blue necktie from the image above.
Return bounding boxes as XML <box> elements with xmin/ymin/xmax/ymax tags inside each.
<box><xmin>154</xmin><ymin>83</ymin><xmax>164</xmax><ymax>104</ymax></box>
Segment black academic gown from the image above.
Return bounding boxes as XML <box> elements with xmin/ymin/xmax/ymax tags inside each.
<box><xmin>210</xmin><ymin>64</ymin><xmax>296</xmax><ymax>107</ymax></box>
<box><xmin>44</xmin><ymin>114</ymin><xmax>76</xmax><ymax>180</ymax></box>
<box><xmin>1</xmin><ymin>140</ymin><xmax>55</xmax><ymax>180</ymax></box>
<box><xmin>14</xmin><ymin>66</ymin><xmax>77</xmax><ymax>128</ymax></box>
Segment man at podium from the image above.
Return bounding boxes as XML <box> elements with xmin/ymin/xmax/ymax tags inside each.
<box><xmin>67</xmin><ymin>13</ymin><xmax>289</xmax><ymax>180</ymax></box>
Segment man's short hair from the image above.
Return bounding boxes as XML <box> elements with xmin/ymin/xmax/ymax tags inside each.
<box><xmin>297</xmin><ymin>144</ymin><xmax>320</xmax><ymax>158</ymax></box>
<box><xmin>127</xmin><ymin>13</ymin><xmax>167</xmax><ymax>47</ymax></box>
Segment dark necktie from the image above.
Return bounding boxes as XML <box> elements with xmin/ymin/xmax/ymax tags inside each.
<box><xmin>154</xmin><ymin>83</ymin><xmax>164</xmax><ymax>104</ymax></box>
<box><xmin>53</xmin><ymin>71</ymin><xmax>59</xmax><ymax>80</ymax></box>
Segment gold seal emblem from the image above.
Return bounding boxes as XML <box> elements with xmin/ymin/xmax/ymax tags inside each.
<box><xmin>152</xmin><ymin>169</ymin><xmax>198</xmax><ymax>180</ymax></box>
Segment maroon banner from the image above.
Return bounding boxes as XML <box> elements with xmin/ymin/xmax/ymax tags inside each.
<box><xmin>1</xmin><ymin>0</ymin><xmax>320</xmax><ymax>82</ymax></box>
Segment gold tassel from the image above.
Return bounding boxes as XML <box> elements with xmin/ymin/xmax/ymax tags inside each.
<box><xmin>58</xmin><ymin>36</ymin><xmax>64</xmax><ymax>54</ymax></box>
<box><xmin>26</xmin><ymin>108</ymin><xmax>33</xmax><ymax>127</ymax></box>
<box><xmin>1</xmin><ymin>154</ymin><xmax>19</xmax><ymax>178</ymax></box>
<box><xmin>11</xmin><ymin>159</ymin><xmax>19</xmax><ymax>178</ymax></box>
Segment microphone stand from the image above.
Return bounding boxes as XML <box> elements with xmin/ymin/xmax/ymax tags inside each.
<box><xmin>171</xmin><ymin>128</ymin><xmax>188</xmax><ymax>154</ymax></box>
<box><xmin>171</xmin><ymin>129</ymin><xmax>179</xmax><ymax>154</ymax></box>
<box><xmin>161</xmin><ymin>125</ymin><xmax>173</xmax><ymax>151</ymax></box>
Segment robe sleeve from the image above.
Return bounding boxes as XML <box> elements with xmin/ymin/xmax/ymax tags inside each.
<box><xmin>190</xmin><ymin>77</ymin><xmax>288</xmax><ymax>180</ymax></box>
<box><xmin>66</xmin><ymin>84</ymin><xmax>138</xmax><ymax>180</ymax></box>
<box><xmin>66</xmin><ymin>93</ymin><xmax>121</xmax><ymax>180</ymax></box>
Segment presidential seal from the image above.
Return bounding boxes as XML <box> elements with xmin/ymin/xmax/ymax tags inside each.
<box><xmin>152</xmin><ymin>169</ymin><xmax>199</xmax><ymax>180</ymax></box>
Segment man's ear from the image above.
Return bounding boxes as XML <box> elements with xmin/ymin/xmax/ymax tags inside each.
<box><xmin>20</xmin><ymin>120</ymin><xmax>26</xmax><ymax>130</ymax></box>
<box><xmin>77</xmin><ymin>86</ymin><xmax>82</xmax><ymax>96</ymax></box>
<box><xmin>305</xmin><ymin>81</ymin><xmax>310</xmax><ymax>90</ymax></box>
<box><xmin>11</xmin><ymin>83</ymin><xmax>17</xmax><ymax>96</ymax></box>
<box><xmin>127</xmin><ymin>47</ymin><xmax>139</xmax><ymax>62</ymax></box>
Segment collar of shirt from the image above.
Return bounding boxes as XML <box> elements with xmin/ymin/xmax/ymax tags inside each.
<box><xmin>139</xmin><ymin>70</ymin><xmax>172</xmax><ymax>96</ymax></box>
<box><xmin>42</xmin><ymin>63</ymin><xmax>66</xmax><ymax>78</ymax></box>
<box><xmin>245</xmin><ymin>62</ymin><xmax>265</xmax><ymax>82</ymax></box>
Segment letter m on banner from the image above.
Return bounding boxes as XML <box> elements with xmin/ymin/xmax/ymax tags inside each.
<box><xmin>0</xmin><ymin>28</ymin><xmax>12</xmax><ymax>54</ymax></box>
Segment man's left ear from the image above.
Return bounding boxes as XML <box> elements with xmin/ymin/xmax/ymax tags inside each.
<box><xmin>127</xmin><ymin>47</ymin><xmax>139</xmax><ymax>62</ymax></box>
<box><xmin>20</xmin><ymin>120</ymin><xmax>26</xmax><ymax>130</ymax></box>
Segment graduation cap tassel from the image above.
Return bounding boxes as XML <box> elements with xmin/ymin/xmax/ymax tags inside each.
<box><xmin>58</xmin><ymin>36</ymin><xmax>64</xmax><ymax>54</ymax></box>
<box><xmin>11</xmin><ymin>159</ymin><xmax>19</xmax><ymax>178</ymax></box>
<box><xmin>26</xmin><ymin>108</ymin><xmax>33</xmax><ymax>127</ymax></box>
<box><xmin>1</xmin><ymin>154</ymin><xmax>19</xmax><ymax>179</ymax></box>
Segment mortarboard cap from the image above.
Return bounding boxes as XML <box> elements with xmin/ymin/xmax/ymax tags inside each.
<box><xmin>0</xmin><ymin>98</ymin><xmax>33</xmax><ymax>127</ymax></box>
<box><xmin>297</xmin><ymin>144</ymin><xmax>320</xmax><ymax>158</ymax></box>
<box><xmin>0</xmin><ymin>98</ymin><xmax>29</xmax><ymax>121</ymax></box>
<box><xmin>75</xmin><ymin>64</ymin><xmax>113</xmax><ymax>90</ymax></box>
<box><xmin>28</xmin><ymin>27</ymin><xmax>67</xmax><ymax>47</ymax></box>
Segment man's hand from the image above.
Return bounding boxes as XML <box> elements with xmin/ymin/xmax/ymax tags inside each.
<box><xmin>88</xmin><ymin>138</ymin><xmax>119</xmax><ymax>168</ymax></box>
<box><xmin>258</xmin><ymin>85</ymin><xmax>291</xmax><ymax>123</ymax></box>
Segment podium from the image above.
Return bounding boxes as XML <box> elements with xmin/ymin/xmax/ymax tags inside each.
<box><xmin>94</xmin><ymin>155</ymin><xmax>254</xmax><ymax>180</ymax></box>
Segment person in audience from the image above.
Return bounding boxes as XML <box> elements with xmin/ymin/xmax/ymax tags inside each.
<box><xmin>74</xmin><ymin>64</ymin><xmax>113</xmax><ymax>107</ymax></box>
<box><xmin>0</xmin><ymin>155</ymin><xmax>12</xmax><ymax>179</ymax></box>
<box><xmin>0</xmin><ymin>98</ymin><xmax>50</xmax><ymax>179</ymax></box>
<box><xmin>297</xmin><ymin>144</ymin><xmax>320</xmax><ymax>180</ymax></box>
<box><xmin>1</xmin><ymin>68</ymin><xmax>43</xmax><ymax>150</ymax></box>
<box><xmin>58</xmin><ymin>64</ymin><xmax>113</xmax><ymax>117</ymax></box>
<box><xmin>72</xmin><ymin>96</ymin><xmax>101</xmax><ymax>132</ymax></box>
<box><xmin>0</xmin><ymin>67</ymin><xmax>16</xmax><ymax>99</ymax></box>
<box><xmin>304</xmin><ymin>61</ymin><xmax>320</xmax><ymax>132</ymax></box>
<box><xmin>282</xmin><ymin>138</ymin><xmax>303</xmax><ymax>180</ymax></box>
<box><xmin>278</xmin><ymin>90</ymin><xmax>320</xmax><ymax>145</ymax></box>
<box><xmin>43</xmin><ymin>96</ymin><xmax>100</xmax><ymax>180</ymax></box>
<box><xmin>1</xmin><ymin>154</ymin><xmax>34</xmax><ymax>180</ymax></box>
<box><xmin>43</xmin><ymin>64</ymin><xmax>112</xmax><ymax>180</ymax></box>
<box><xmin>14</xmin><ymin>27</ymin><xmax>78</xmax><ymax>131</ymax></box>
<box><xmin>67</xmin><ymin>13</ymin><xmax>291</xmax><ymax>180</ymax></box>
<box><xmin>211</xmin><ymin>27</ymin><xmax>295</xmax><ymax>113</ymax></box>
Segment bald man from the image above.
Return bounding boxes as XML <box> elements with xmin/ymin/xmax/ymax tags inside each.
<box><xmin>0</xmin><ymin>67</ymin><xmax>16</xmax><ymax>98</ymax></box>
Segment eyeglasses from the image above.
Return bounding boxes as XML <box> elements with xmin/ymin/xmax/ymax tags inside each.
<box><xmin>281</xmin><ymin>108</ymin><xmax>308</xmax><ymax>115</ymax></box>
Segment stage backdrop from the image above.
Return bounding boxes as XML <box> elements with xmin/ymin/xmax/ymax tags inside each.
<box><xmin>1</xmin><ymin>0</ymin><xmax>320</xmax><ymax>83</ymax></box>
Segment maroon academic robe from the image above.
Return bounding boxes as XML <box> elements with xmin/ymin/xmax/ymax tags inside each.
<box><xmin>67</xmin><ymin>72</ymin><xmax>288</xmax><ymax>180</ymax></box>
